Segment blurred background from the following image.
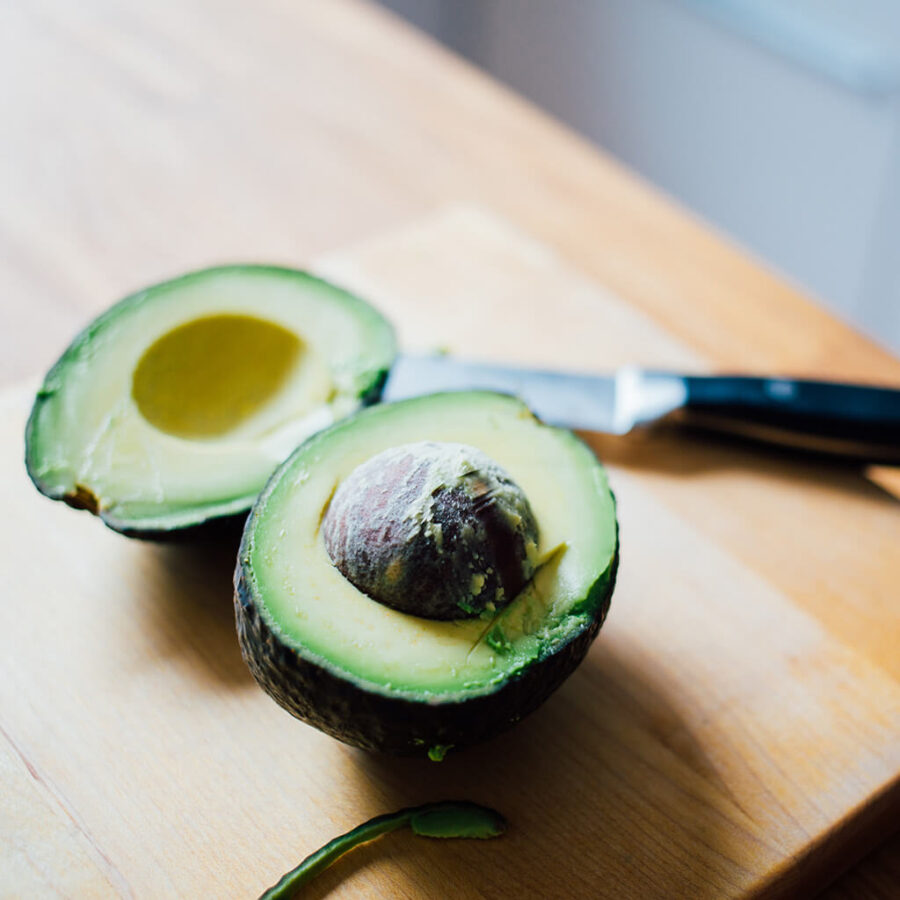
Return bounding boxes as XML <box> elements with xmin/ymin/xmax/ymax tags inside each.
<box><xmin>378</xmin><ymin>0</ymin><xmax>900</xmax><ymax>354</ymax></box>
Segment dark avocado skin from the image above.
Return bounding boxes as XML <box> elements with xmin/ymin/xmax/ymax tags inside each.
<box><xmin>108</xmin><ymin>510</ymin><xmax>249</xmax><ymax>543</ymax></box>
<box><xmin>233</xmin><ymin>530</ymin><xmax>618</xmax><ymax>756</ymax></box>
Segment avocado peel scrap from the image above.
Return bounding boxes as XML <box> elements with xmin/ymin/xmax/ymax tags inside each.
<box><xmin>259</xmin><ymin>801</ymin><xmax>506</xmax><ymax>899</ymax></box>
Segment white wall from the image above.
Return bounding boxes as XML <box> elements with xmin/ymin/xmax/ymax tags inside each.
<box><xmin>380</xmin><ymin>0</ymin><xmax>900</xmax><ymax>355</ymax></box>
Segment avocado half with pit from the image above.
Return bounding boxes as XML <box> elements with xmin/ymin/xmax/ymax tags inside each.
<box><xmin>235</xmin><ymin>391</ymin><xmax>618</xmax><ymax>756</ymax></box>
<box><xmin>25</xmin><ymin>265</ymin><xmax>395</xmax><ymax>536</ymax></box>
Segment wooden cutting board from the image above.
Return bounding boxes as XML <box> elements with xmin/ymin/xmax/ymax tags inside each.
<box><xmin>2</xmin><ymin>207</ymin><xmax>898</xmax><ymax>899</ymax></box>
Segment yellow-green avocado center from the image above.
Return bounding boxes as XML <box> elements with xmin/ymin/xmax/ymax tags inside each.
<box><xmin>322</xmin><ymin>441</ymin><xmax>540</xmax><ymax>620</ymax></box>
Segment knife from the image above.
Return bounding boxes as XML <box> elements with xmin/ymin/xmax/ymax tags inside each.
<box><xmin>382</xmin><ymin>355</ymin><xmax>900</xmax><ymax>463</ymax></box>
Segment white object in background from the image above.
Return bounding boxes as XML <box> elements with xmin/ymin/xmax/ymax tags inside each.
<box><xmin>380</xmin><ymin>0</ymin><xmax>900</xmax><ymax>355</ymax></box>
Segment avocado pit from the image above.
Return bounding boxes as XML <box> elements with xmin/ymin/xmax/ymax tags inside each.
<box><xmin>322</xmin><ymin>441</ymin><xmax>539</xmax><ymax>620</ymax></box>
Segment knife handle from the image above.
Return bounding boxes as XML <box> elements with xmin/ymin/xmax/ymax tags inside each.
<box><xmin>658</xmin><ymin>374</ymin><xmax>900</xmax><ymax>462</ymax></box>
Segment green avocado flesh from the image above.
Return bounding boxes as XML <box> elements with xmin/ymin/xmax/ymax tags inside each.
<box><xmin>236</xmin><ymin>391</ymin><xmax>618</xmax><ymax>753</ymax></box>
<box><xmin>25</xmin><ymin>265</ymin><xmax>395</xmax><ymax>535</ymax></box>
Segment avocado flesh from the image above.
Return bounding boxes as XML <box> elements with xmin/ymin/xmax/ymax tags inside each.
<box><xmin>26</xmin><ymin>265</ymin><xmax>395</xmax><ymax>534</ymax></box>
<box><xmin>237</xmin><ymin>391</ymin><xmax>618</xmax><ymax>751</ymax></box>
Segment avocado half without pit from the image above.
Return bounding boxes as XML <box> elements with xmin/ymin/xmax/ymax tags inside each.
<box><xmin>235</xmin><ymin>391</ymin><xmax>619</xmax><ymax>756</ymax></box>
<box><xmin>25</xmin><ymin>265</ymin><xmax>395</xmax><ymax>536</ymax></box>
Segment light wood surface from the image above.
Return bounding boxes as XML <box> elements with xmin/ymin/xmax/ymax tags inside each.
<box><xmin>3</xmin><ymin>208</ymin><xmax>899</xmax><ymax>898</ymax></box>
<box><xmin>2</xmin><ymin>0</ymin><xmax>899</xmax><ymax>897</ymax></box>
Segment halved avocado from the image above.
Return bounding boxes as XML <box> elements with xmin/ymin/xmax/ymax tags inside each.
<box><xmin>235</xmin><ymin>391</ymin><xmax>618</xmax><ymax>756</ymax></box>
<box><xmin>25</xmin><ymin>265</ymin><xmax>396</xmax><ymax>536</ymax></box>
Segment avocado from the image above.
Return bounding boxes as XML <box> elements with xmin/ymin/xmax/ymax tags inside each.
<box><xmin>25</xmin><ymin>265</ymin><xmax>395</xmax><ymax>536</ymax></box>
<box><xmin>235</xmin><ymin>391</ymin><xmax>618</xmax><ymax>755</ymax></box>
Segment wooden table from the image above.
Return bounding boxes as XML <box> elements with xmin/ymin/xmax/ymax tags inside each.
<box><xmin>2</xmin><ymin>1</ymin><xmax>898</xmax><ymax>896</ymax></box>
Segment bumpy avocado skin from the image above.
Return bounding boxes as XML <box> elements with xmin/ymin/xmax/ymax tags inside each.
<box><xmin>234</xmin><ymin>528</ymin><xmax>618</xmax><ymax>756</ymax></box>
<box><xmin>24</xmin><ymin>265</ymin><xmax>394</xmax><ymax>540</ymax></box>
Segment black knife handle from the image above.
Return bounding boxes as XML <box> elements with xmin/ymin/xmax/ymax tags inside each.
<box><xmin>662</xmin><ymin>374</ymin><xmax>900</xmax><ymax>462</ymax></box>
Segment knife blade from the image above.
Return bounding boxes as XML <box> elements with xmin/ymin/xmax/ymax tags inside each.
<box><xmin>382</xmin><ymin>354</ymin><xmax>900</xmax><ymax>463</ymax></box>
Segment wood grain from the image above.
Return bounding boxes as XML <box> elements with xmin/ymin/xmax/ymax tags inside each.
<box><xmin>2</xmin><ymin>0</ymin><xmax>899</xmax><ymax>895</ymax></box>
<box><xmin>3</xmin><ymin>0</ymin><xmax>900</xmax><ymax>389</ymax></box>
<box><xmin>2</xmin><ymin>210</ymin><xmax>899</xmax><ymax>898</ymax></box>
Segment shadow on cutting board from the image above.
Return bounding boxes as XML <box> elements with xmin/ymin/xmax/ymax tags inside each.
<box><xmin>300</xmin><ymin>640</ymin><xmax>767</xmax><ymax>900</ymax></box>
<box><xmin>138</xmin><ymin>530</ymin><xmax>253</xmax><ymax>689</ymax></box>
<box><xmin>585</xmin><ymin>426</ymin><xmax>899</xmax><ymax>506</ymax></box>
